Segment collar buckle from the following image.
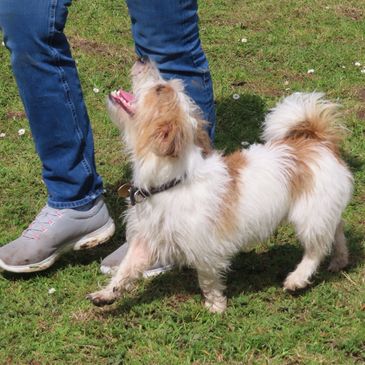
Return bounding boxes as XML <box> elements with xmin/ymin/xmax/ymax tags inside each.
<box><xmin>130</xmin><ymin>187</ymin><xmax>148</xmax><ymax>206</ymax></box>
<box><xmin>119</xmin><ymin>175</ymin><xmax>185</xmax><ymax>206</ymax></box>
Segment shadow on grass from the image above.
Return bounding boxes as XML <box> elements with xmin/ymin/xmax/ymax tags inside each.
<box><xmin>342</xmin><ymin>149</ymin><xmax>365</xmax><ymax>174</ymax></box>
<box><xmin>214</xmin><ymin>93</ymin><xmax>267</xmax><ymax>152</ymax></box>
<box><xmin>96</xmin><ymin>222</ymin><xmax>364</xmax><ymax>317</ymax></box>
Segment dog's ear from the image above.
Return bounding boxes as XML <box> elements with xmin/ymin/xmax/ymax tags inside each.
<box><xmin>151</xmin><ymin>117</ymin><xmax>186</xmax><ymax>157</ymax></box>
<box><xmin>147</xmin><ymin>83</ymin><xmax>189</xmax><ymax>157</ymax></box>
<box><xmin>137</xmin><ymin>82</ymin><xmax>192</xmax><ymax>158</ymax></box>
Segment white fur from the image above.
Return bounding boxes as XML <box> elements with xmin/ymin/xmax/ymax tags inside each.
<box><xmin>88</xmin><ymin>63</ymin><xmax>353</xmax><ymax>313</ymax></box>
<box><xmin>262</xmin><ymin>92</ymin><xmax>340</xmax><ymax>142</ymax></box>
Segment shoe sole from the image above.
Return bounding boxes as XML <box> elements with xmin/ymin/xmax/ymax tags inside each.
<box><xmin>100</xmin><ymin>263</ymin><xmax>173</xmax><ymax>278</ymax></box>
<box><xmin>0</xmin><ymin>218</ymin><xmax>115</xmax><ymax>273</ymax></box>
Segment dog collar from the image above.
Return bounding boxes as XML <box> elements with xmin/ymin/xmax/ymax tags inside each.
<box><xmin>117</xmin><ymin>177</ymin><xmax>184</xmax><ymax>206</ymax></box>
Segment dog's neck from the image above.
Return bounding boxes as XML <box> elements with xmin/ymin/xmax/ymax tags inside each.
<box><xmin>132</xmin><ymin>145</ymin><xmax>205</xmax><ymax>190</ymax></box>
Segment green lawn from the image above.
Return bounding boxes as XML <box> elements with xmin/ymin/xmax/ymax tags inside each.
<box><xmin>0</xmin><ymin>1</ymin><xmax>364</xmax><ymax>364</ymax></box>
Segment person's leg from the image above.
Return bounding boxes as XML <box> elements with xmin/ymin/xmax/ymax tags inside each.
<box><xmin>127</xmin><ymin>0</ymin><xmax>216</xmax><ymax>140</ymax></box>
<box><xmin>0</xmin><ymin>0</ymin><xmax>114</xmax><ymax>273</ymax></box>
<box><xmin>0</xmin><ymin>0</ymin><xmax>103</xmax><ymax>208</ymax></box>
<box><xmin>101</xmin><ymin>0</ymin><xmax>215</xmax><ymax>275</ymax></box>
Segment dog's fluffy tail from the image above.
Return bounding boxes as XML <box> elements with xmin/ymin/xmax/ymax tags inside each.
<box><xmin>262</xmin><ymin>92</ymin><xmax>344</xmax><ymax>147</ymax></box>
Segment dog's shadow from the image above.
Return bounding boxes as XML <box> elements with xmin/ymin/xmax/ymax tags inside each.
<box><xmin>97</xmin><ymin>223</ymin><xmax>364</xmax><ymax>317</ymax></box>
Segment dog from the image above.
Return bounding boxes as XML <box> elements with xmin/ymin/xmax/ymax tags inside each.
<box><xmin>87</xmin><ymin>58</ymin><xmax>353</xmax><ymax>313</ymax></box>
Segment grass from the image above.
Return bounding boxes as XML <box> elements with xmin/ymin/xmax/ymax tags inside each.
<box><xmin>0</xmin><ymin>0</ymin><xmax>364</xmax><ymax>364</ymax></box>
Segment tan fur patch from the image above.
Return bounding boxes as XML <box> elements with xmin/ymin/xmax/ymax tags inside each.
<box><xmin>216</xmin><ymin>151</ymin><xmax>247</xmax><ymax>237</ymax></box>
<box><xmin>281</xmin><ymin>138</ymin><xmax>318</xmax><ymax>199</ymax></box>
<box><xmin>285</xmin><ymin>113</ymin><xmax>343</xmax><ymax>160</ymax></box>
<box><xmin>134</xmin><ymin>84</ymin><xmax>191</xmax><ymax>158</ymax></box>
<box><xmin>194</xmin><ymin>117</ymin><xmax>213</xmax><ymax>157</ymax></box>
<box><xmin>282</xmin><ymin>132</ymin><xmax>346</xmax><ymax>199</ymax></box>
<box><xmin>282</xmin><ymin>108</ymin><xmax>347</xmax><ymax>197</ymax></box>
<box><xmin>287</xmin><ymin>121</ymin><xmax>341</xmax><ymax>157</ymax></box>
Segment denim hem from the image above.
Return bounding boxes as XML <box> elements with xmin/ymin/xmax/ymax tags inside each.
<box><xmin>47</xmin><ymin>188</ymin><xmax>105</xmax><ymax>209</ymax></box>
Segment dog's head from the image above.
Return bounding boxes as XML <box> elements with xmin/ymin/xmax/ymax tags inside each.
<box><xmin>107</xmin><ymin>57</ymin><xmax>212</xmax><ymax>162</ymax></box>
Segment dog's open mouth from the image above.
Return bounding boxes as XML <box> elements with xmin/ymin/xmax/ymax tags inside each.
<box><xmin>109</xmin><ymin>89</ymin><xmax>135</xmax><ymax>115</ymax></box>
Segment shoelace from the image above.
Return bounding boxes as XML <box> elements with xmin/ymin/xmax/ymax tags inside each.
<box><xmin>22</xmin><ymin>206</ymin><xmax>63</xmax><ymax>240</ymax></box>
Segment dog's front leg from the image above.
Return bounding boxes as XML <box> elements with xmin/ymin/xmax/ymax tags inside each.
<box><xmin>87</xmin><ymin>237</ymin><xmax>152</xmax><ymax>307</ymax></box>
<box><xmin>197</xmin><ymin>268</ymin><xmax>227</xmax><ymax>313</ymax></box>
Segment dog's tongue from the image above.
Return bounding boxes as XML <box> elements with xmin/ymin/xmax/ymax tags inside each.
<box><xmin>118</xmin><ymin>90</ymin><xmax>134</xmax><ymax>103</ymax></box>
<box><xmin>110</xmin><ymin>89</ymin><xmax>135</xmax><ymax>114</ymax></box>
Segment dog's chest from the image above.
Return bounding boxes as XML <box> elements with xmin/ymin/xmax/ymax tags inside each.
<box><xmin>128</xmin><ymin>187</ymin><xmax>216</xmax><ymax>242</ymax></box>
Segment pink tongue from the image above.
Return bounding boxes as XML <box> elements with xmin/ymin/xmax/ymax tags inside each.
<box><xmin>118</xmin><ymin>89</ymin><xmax>134</xmax><ymax>103</ymax></box>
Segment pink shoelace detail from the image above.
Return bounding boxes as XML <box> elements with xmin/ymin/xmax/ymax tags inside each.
<box><xmin>22</xmin><ymin>206</ymin><xmax>63</xmax><ymax>240</ymax></box>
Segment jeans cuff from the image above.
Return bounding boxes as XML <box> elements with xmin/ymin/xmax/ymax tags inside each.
<box><xmin>47</xmin><ymin>188</ymin><xmax>105</xmax><ymax>209</ymax></box>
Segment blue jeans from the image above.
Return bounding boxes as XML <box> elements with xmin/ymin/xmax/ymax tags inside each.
<box><xmin>0</xmin><ymin>0</ymin><xmax>215</xmax><ymax>209</ymax></box>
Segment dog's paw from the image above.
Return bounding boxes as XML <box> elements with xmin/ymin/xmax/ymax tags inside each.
<box><xmin>86</xmin><ymin>289</ymin><xmax>118</xmax><ymax>307</ymax></box>
<box><xmin>204</xmin><ymin>296</ymin><xmax>227</xmax><ymax>314</ymax></box>
<box><xmin>327</xmin><ymin>257</ymin><xmax>348</xmax><ymax>272</ymax></box>
<box><xmin>283</xmin><ymin>272</ymin><xmax>310</xmax><ymax>292</ymax></box>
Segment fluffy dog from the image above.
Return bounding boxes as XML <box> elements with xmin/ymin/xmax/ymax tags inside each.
<box><xmin>87</xmin><ymin>58</ymin><xmax>353</xmax><ymax>313</ymax></box>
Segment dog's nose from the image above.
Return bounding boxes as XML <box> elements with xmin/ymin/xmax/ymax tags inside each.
<box><xmin>137</xmin><ymin>55</ymin><xmax>149</xmax><ymax>64</ymax></box>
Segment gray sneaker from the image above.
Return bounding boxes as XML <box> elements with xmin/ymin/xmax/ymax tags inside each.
<box><xmin>0</xmin><ymin>198</ymin><xmax>115</xmax><ymax>273</ymax></box>
<box><xmin>100</xmin><ymin>243</ymin><xmax>173</xmax><ymax>278</ymax></box>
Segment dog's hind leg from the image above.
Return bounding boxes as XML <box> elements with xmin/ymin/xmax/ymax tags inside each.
<box><xmin>197</xmin><ymin>268</ymin><xmax>227</xmax><ymax>313</ymax></box>
<box><xmin>87</xmin><ymin>237</ymin><xmax>153</xmax><ymax>306</ymax></box>
<box><xmin>328</xmin><ymin>220</ymin><xmax>349</xmax><ymax>272</ymax></box>
<box><xmin>284</xmin><ymin>220</ymin><xmax>335</xmax><ymax>292</ymax></box>
<box><xmin>283</xmin><ymin>249</ymin><xmax>324</xmax><ymax>291</ymax></box>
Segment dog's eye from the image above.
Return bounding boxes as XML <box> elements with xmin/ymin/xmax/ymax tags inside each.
<box><xmin>155</xmin><ymin>85</ymin><xmax>165</xmax><ymax>94</ymax></box>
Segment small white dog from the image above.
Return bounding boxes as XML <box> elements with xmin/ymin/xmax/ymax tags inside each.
<box><xmin>87</xmin><ymin>58</ymin><xmax>353</xmax><ymax>312</ymax></box>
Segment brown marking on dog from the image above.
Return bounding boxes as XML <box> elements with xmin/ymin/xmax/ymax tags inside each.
<box><xmin>194</xmin><ymin>117</ymin><xmax>213</xmax><ymax>157</ymax></box>
<box><xmin>285</xmin><ymin>120</ymin><xmax>342</xmax><ymax>159</ymax></box>
<box><xmin>284</xmin><ymin>94</ymin><xmax>346</xmax><ymax>162</ymax></box>
<box><xmin>279</xmin><ymin>138</ymin><xmax>318</xmax><ymax>199</ymax></box>
<box><xmin>280</xmin><ymin>136</ymin><xmax>345</xmax><ymax>200</ymax></box>
<box><xmin>134</xmin><ymin>84</ymin><xmax>192</xmax><ymax>159</ymax></box>
<box><xmin>216</xmin><ymin>151</ymin><xmax>247</xmax><ymax>237</ymax></box>
<box><xmin>278</xmin><ymin>104</ymin><xmax>348</xmax><ymax>199</ymax></box>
